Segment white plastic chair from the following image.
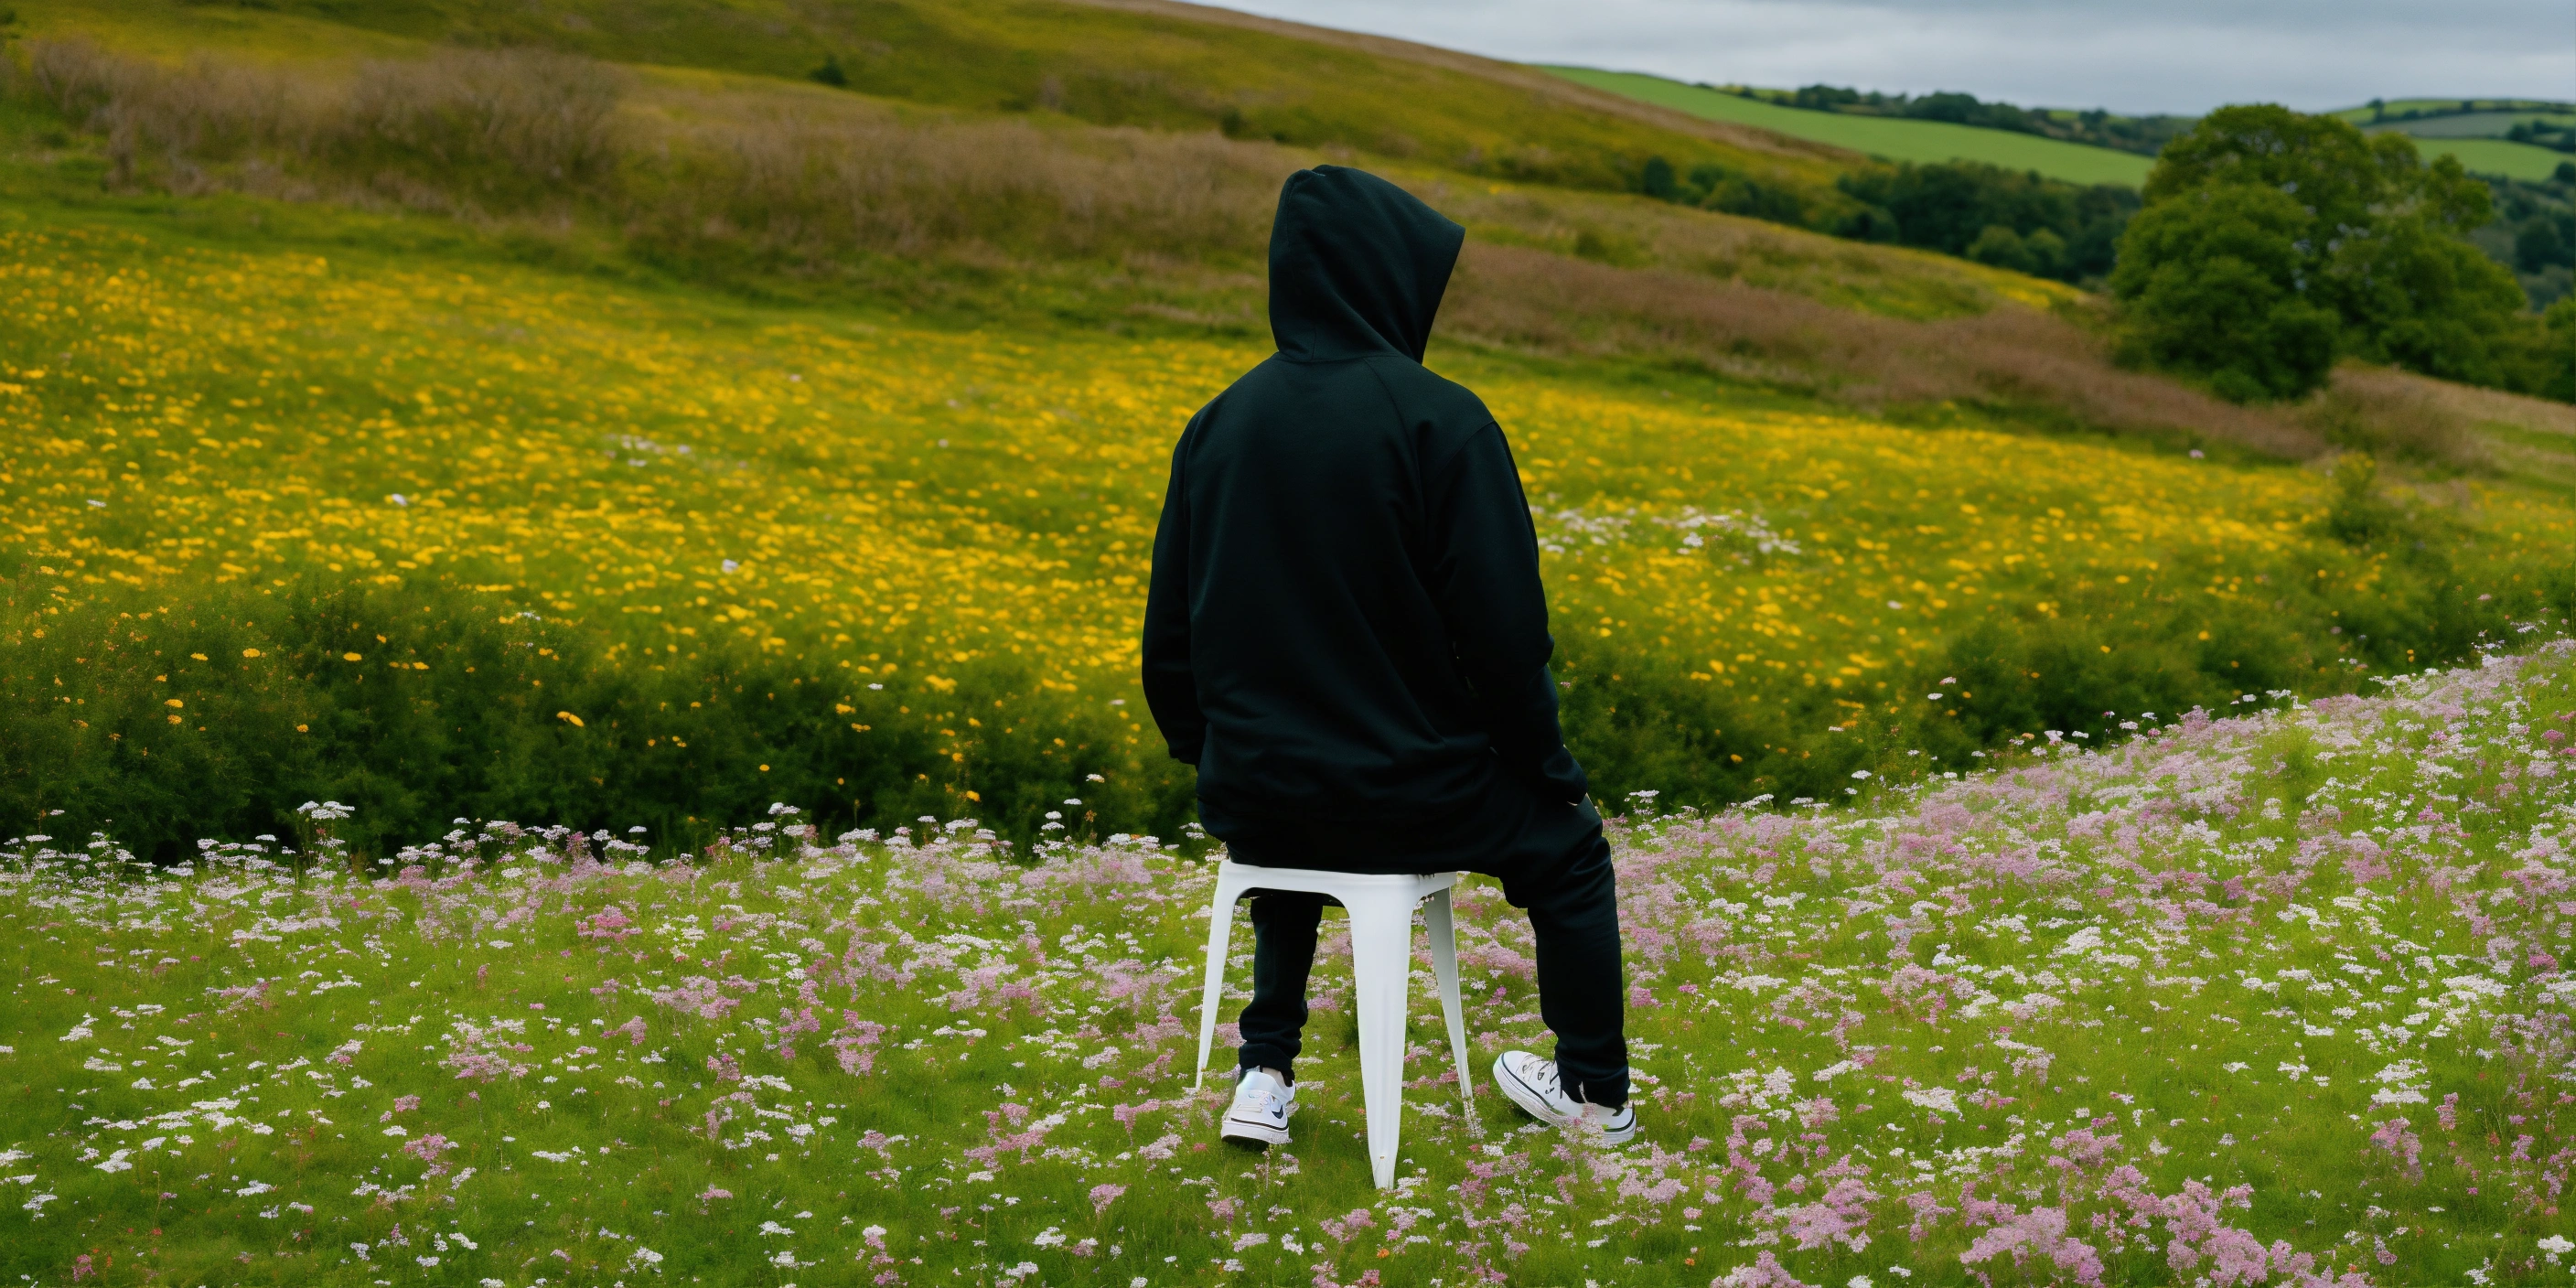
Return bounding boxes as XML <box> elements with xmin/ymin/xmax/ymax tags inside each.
<box><xmin>1192</xmin><ymin>859</ymin><xmax>1474</xmax><ymax>1189</ymax></box>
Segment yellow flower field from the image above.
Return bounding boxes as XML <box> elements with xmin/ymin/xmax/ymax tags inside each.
<box><xmin>3</xmin><ymin>223</ymin><xmax>2571</xmax><ymax>834</ymax></box>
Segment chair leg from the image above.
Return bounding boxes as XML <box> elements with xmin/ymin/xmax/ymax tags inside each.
<box><xmin>1347</xmin><ymin>898</ymin><xmax>1414</xmax><ymax>1190</ymax></box>
<box><xmin>1425</xmin><ymin>886</ymin><xmax>1474</xmax><ymax>1107</ymax></box>
<box><xmin>1193</xmin><ymin>884</ymin><xmax>1236</xmax><ymax>1092</ymax></box>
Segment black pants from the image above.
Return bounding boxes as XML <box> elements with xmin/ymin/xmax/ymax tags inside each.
<box><xmin>1210</xmin><ymin>773</ymin><xmax>1630</xmax><ymax>1110</ymax></box>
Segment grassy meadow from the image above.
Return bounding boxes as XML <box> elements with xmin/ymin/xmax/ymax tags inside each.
<box><xmin>1560</xmin><ymin>71</ymin><xmax>2576</xmax><ymax>187</ymax></box>
<box><xmin>4</xmin><ymin>642</ymin><xmax>2575</xmax><ymax>1287</ymax></box>
<box><xmin>0</xmin><ymin>0</ymin><xmax>1851</xmax><ymax>203</ymax></box>
<box><xmin>2393</xmin><ymin>140</ymin><xmax>2574</xmax><ymax>186</ymax></box>
<box><xmin>1541</xmin><ymin>70</ymin><xmax>2157</xmax><ymax>188</ymax></box>
<box><xmin>5</xmin><ymin>5</ymin><xmax>2576</xmax><ymax>1283</ymax></box>
<box><xmin>8</xmin><ymin>200</ymin><xmax>2574</xmax><ymax>857</ymax></box>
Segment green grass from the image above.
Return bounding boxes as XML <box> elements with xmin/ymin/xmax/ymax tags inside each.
<box><xmin>1543</xmin><ymin>67</ymin><xmax>2155</xmax><ymax>187</ymax></box>
<box><xmin>2330</xmin><ymin>99</ymin><xmax>2576</xmax><ymax>125</ymax></box>
<box><xmin>1551</xmin><ymin>72</ymin><xmax>2576</xmax><ymax>187</ymax></box>
<box><xmin>4</xmin><ymin>55</ymin><xmax>2575</xmax><ymax>864</ymax></box>
<box><xmin>3</xmin><ymin>645</ymin><xmax>2573</xmax><ymax>1285</ymax></box>
<box><xmin>2361</xmin><ymin>110</ymin><xmax>2576</xmax><ymax>140</ymax></box>
<box><xmin>9</xmin><ymin>168</ymin><xmax>2573</xmax><ymax>861</ymax></box>
<box><xmin>7</xmin><ymin>0</ymin><xmax>1852</xmax><ymax>200</ymax></box>
<box><xmin>2395</xmin><ymin>136</ymin><xmax>2575</xmax><ymax>182</ymax></box>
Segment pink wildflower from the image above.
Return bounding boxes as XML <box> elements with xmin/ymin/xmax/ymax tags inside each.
<box><xmin>1319</xmin><ymin>1208</ymin><xmax>1375</xmax><ymax>1243</ymax></box>
<box><xmin>1088</xmin><ymin>1183</ymin><xmax>1125</xmax><ymax>1215</ymax></box>
<box><xmin>1715</xmin><ymin>1250</ymin><xmax>1816</xmax><ymax>1287</ymax></box>
<box><xmin>1959</xmin><ymin>1207</ymin><xmax>2106</xmax><ymax>1288</ymax></box>
<box><xmin>401</xmin><ymin>1133</ymin><xmax>456</xmax><ymax>1177</ymax></box>
<box><xmin>576</xmin><ymin>906</ymin><xmax>639</xmax><ymax>939</ymax></box>
<box><xmin>2367</xmin><ymin>1117</ymin><xmax>2423</xmax><ymax>1179</ymax></box>
<box><xmin>1773</xmin><ymin>1178</ymin><xmax>1879</xmax><ymax>1251</ymax></box>
<box><xmin>831</xmin><ymin>1014</ymin><xmax>886</xmax><ymax>1076</ymax></box>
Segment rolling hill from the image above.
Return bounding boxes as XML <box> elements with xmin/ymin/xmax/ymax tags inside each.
<box><xmin>0</xmin><ymin>0</ymin><xmax>2569</xmax><ymax>842</ymax></box>
<box><xmin>1561</xmin><ymin>70</ymin><xmax>2576</xmax><ymax>185</ymax></box>
<box><xmin>1544</xmin><ymin>66</ymin><xmax>2154</xmax><ymax>187</ymax></box>
<box><xmin>4</xmin><ymin>0</ymin><xmax>1853</xmax><ymax>197</ymax></box>
<box><xmin>1</xmin><ymin>9</ymin><xmax>2575</xmax><ymax>1288</ymax></box>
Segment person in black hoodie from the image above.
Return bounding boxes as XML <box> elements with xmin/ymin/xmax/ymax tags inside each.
<box><xmin>1142</xmin><ymin>165</ymin><xmax>1635</xmax><ymax>1147</ymax></box>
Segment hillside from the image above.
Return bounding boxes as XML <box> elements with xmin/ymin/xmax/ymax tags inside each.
<box><xmin>1544</xmin><ymin>67</ymin><xmax>2155</xmax><ymax>188</ymax></box>
<box><xmin>2</xmin><ymin>644</ymin><xmax>2571</xmax><ymax>1285</ymax></box>
<box><xmin>3</xmin><ymin>1</ymin><xmax>2574</xmax><ymax>854</ymax></box>
<box><xmin>2398</xmin><ymin>138</ymin><xmax>2572</xmax><ymax>184</ymax></box>
<box><xmin>1562</xmin><ymin>70</ymin><xmax>2576</xmax><ymax>186</ymax></box>
<box><xmin>2</xmin><ymin>0</ymin><xmax>1853</xmax><ymax>198</ymax></box>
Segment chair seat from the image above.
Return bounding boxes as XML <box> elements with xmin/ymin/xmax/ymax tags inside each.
<box><xmin>1193</xmin><ymin>858</ymin><xmax>1474</xmax><ymax>1189</ymax></box>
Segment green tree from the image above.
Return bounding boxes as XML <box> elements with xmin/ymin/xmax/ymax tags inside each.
<box><xmin>1965</xmin><ymin>223</ymin><xmax>2034</xmax><ymax>274</ymax></box>
<box><xmin>2544</xmin><ymin>296</ymin><xmax>2576</xmax><ymax>401</ymax></box>
<box><xmin>1640</xmin><ymin>155</ymin><xmax>1679</xmax><ymax>200</ymax></box>
<box><xmin>2143</xmin><ymin>104</ymin><xmax>2390</xmax><ymax>233</ymax></box>
<box><xmin>2330</xmin><ymin>215</ymin><xmax>2528</xmax><ymax>385</ymax></box>
<box><xmin>2119</xmin><ymin>103</ymin><xmax>2539</xmax><ymax>400</ymax></box>
<box><xmin>2109</xmin><ymin>184</ymin><xmax>2339</xmax><ymax>401</ymax></box>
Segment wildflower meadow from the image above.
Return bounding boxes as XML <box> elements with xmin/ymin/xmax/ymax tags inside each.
<box><xmin>5</xmin><ymin>643</ymin><xmax>2576</xmax><ymax>1286</ymax></box>
<box><xmin>7</xmin><ymin>5</ymin><xmax>2576</xmax><ymax>1285</ymax></box>
<box><xmin>5</xmin><ymin>220</ymin><xmax>2573</xmax><ymax>853</ymax></box>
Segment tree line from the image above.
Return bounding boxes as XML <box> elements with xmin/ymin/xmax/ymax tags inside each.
<box><xmin>1635</xmin><ymin>108</ymin><xmax>2576</xmax><ymax>406</ymax></box>
<box><xmin>1716</xmin><ymin>82</ymin><xmax>2194</xmax><ymax>157</ymax></box>
<box><xmin>2109</xmin><ymin>106</ymin><xmax>2575</xmax><ymax>402</ymax></box>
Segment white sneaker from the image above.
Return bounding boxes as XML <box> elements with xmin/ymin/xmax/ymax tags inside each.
<box><xmin>1492</xmin><ymin>1050</ymin><xmax>1637</xmax><ymax>1145</ymax></box>
<box><xmin>1219</xmin><ymin>1067</ymin><xmax>1293</xmax><ymax>1147</ymax></box>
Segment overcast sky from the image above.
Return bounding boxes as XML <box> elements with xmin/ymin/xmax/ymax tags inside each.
<box><xmin>1209</xmin><ymin>0</ymin><xmax>2575</xmax><ymax>116</ymax></box>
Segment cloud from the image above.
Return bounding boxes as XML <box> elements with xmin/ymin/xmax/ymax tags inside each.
<box><xmin>1209</xmin><ymin>0</ymin><xmax>2573</xmax><ymax>114</ymax></box>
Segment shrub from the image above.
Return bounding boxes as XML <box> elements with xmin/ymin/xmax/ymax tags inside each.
<box><xmin>2122</xmin><ymin>103</ymin><xmax>2560</xmax><ymax>404</ymax></box>
<box><xmin>1832</xmin><ymin>160</ymin><xmax>2134</xmax><ymax>284</ymax></box>
<box><xmin>2541</xmin><ymin>296</ymin><xmax>2576</xmax><ymax>402</ymax></box>
<box><xmin>0</xmin><ymin>578</ymin><xmax>1190</xmax><ymax>861</ymax></box>
<box><xmin>2108</xmin><ymin>185</ymin><xmax>2340</xmax><ymax>401</ymax></box>
<box><xmin>1965</xmin><ymin>224</ymin><xmax>2034</xmax><ymax>274</ymax></box>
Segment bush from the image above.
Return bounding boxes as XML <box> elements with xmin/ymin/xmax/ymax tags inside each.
<box><xmin>2333</xmin><ymin>213</ymin><xmax>2530</xmax><ymax>386</ymax></box>
<box><xmin>2539</xmin><ymin>296</ymin><xmax>2576</xmax><ymax>401</ymax></box>
<box><xmin>0</xmin><ymin>578</ymin><xmax>1192</xmax><ymax>861</ymax></box>
<box><xmin>2121</xmin><ymin>103</ymin><xmax>2562</xmax><ymax>404</ymax></box>
<box><xmin>2109</xmin><ymin>185</ymin><xmax>2340</xmax><ymax>400</ymax></box>
<box><xmin>1832</xmin><ymin>160</ymin><xmax>2133</xmax><ymax>284</ymax></box>
<box><xmin>1965</xmin><ymin>224</ymin><xmax>2035</xmax><ymax>274</ymax></box>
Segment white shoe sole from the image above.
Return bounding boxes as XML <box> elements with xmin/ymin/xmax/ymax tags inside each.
<box><xmin>1219</xmin><ymin>1115</ymin><xmax>1290</xmax><ymax>1147</ymax></box>
<box><xmin>1492</xmin><ymin>1055</ymin><xmax>1638</xmax><ymax>1145</ymax></box>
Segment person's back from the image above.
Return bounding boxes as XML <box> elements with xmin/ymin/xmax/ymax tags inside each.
<box><xmin>1143</xmin><ymin>166</ymin><xmax>1637</xmax><ymax>1150</ymax></box>
<box><xmin>1142</xmin><ymin>165</ymin><xmax>1585</xmax><ymax>853</ymax></box>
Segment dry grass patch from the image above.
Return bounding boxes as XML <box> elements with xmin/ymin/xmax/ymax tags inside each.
<box><xmin>1444</xmin><ymin>242</ymin><xmax>2328</xmax><ymax>458</ymax></box>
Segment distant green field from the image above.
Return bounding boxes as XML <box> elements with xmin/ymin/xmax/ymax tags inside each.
<box><xmin>2409</xmin><ymin>136</ymin><xmax>2574</xmax><ymax>181</ymax></box>
<box><xmin>1546</xmin><ymin>67</ymin><xmax>2154</xmax><ymax>186</ymax></box>
<box><xmin>2315</xmin><ymin>101</ymin><xmax>2576</xmax><ymax>178</ymax></box>
<box><xmin>2366</xmin><ymin>110</ymin><xmax>2576</xmax><ymax>139</ymax></box>
<box><xmin>2331</xmin><ymin>98</ymin><xmax>2576</xmax><ymax>124</ymax></box>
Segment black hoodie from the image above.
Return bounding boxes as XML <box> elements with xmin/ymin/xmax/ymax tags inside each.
<box><xmin>1141</xmin><ymin>166</ymin><xmax>1587</xmax><ymax>838</ymax></box>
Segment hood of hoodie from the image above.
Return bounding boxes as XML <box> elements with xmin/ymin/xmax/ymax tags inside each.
<box><xmin>1266</xmin><ymin>166</ymin><xmax>1465</xmax><ymax>363</ymax></box>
